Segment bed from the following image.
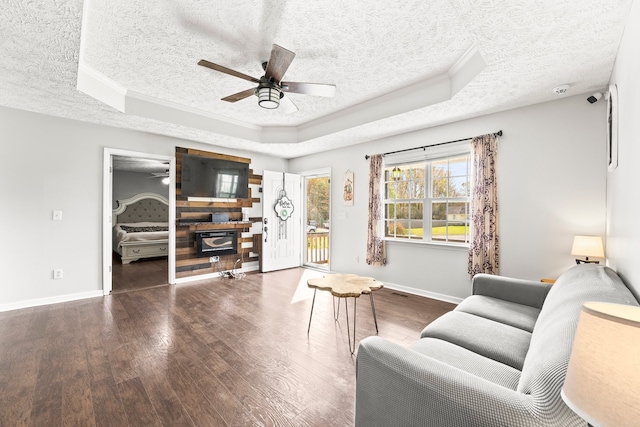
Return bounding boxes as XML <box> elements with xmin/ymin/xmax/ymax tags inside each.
<box><xmin>112</xmin><ymin>192</ymin><xmax>169</xmax><ymax>264</ymax></box>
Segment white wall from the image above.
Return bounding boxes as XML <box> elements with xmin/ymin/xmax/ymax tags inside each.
<box><xmin>606</xmin><ymin>0</ymin><xmax>640</xmax><ymax>300</ymax></box>
<box><xmin>113</xmin><ymin>170</ymin><xmax>170</xmax><ymax>208</ymax></box>
<box><xmin>0</xmin><ymin>91</ymin><xmax>609</xmax><ymax>308</ymax></box>
<box><xmin>290</xmin><ymin>94</ymin><xmax>607</xmax><ymax>300</ymax></box>
<box><xmin>0</xmin><ymin>107</ymin><xmax>287</xmax><ymax>309</ymax></box>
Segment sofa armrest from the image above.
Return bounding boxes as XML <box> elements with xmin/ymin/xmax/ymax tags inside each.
<box><xmin>472</xmin><ymin>274</ymin><xmax>552</xmax><ymax>309</ymax></box>
<box><xmin>355</xmin><ymin>337</ymin><xmax>538</xmax><ymax>427</ymax></box>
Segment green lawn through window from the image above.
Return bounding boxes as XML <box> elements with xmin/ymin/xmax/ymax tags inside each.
<box><xmin>401</xmin><ymin>226</ymin><xmax>469</xmax><ymax>236</ymax></box>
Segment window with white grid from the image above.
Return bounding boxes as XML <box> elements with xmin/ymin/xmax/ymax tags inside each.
<box><xmin>384</xmin><ymin>149</ymin><xmax>471</xmax><ymax>245</ymax></box>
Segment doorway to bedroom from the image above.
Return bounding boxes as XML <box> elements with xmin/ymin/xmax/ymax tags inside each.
<box><xmin>103</xmin><ymin>148</ymin><xmax>176</xmax><ymax>295</ymax></box>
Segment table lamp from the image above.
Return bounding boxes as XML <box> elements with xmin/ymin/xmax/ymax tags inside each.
<box><xmin>571</xmin><ymin>235</ymin><xmax>604</xmax><ymax>264</ymax></box>
<box><xmin>561</xmin><ymin>302</ymin><xmax>640</xmax><ymax>427</ymax></box>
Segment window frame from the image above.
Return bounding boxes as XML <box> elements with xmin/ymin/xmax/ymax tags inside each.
<box><xmin>383</xmin><ymin>144</ymin><xmax>472</xmax><ymax>247</ymax></box>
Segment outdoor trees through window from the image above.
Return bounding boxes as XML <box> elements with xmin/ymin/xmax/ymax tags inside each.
<box><xmin>306</xmin><ymin>177</ymin><xmax>330</xmax><ymax>230</ymax></box>
<box><xmin>305</xmin><ymin>175</ymin><xmax>330</xmax><ymax>268</ymax></box>
<box><xmin>384</xmin><ymin>153</ymin><xmax>471</xmax><ymax>244</ymax></box>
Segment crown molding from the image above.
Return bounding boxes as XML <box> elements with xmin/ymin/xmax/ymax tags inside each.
<box><xmin>77</xmin><ymin>46</ymin><xmax>484</xmax><ymax>145</ymax></box>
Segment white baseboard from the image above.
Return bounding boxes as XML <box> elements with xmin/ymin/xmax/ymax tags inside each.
<box><xmin>314</xmin><ymin>268</ymin><xmax>464</xmax><ymax>305</ymax></box>
<box><xmin>175</xmin><ymin>265</ymin><xmax>260</xmax><ymax>284</ymax></box>
<box><xmin>0</xmin><ymin>271</ymin><xmax>459</xmax><ymax>312</ymax></box>
<box><xmin>382</xmin><ymin>282</ymin><xmax>464</xmax><ymax>305</ymax></box>
<box><xmin>0</xmin><ymin>290</ymin><xmax>104</xmax><ymax>313</ymax></box>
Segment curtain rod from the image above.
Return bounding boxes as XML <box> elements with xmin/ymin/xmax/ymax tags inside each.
<box><xmin>364</xmin><ymin>130</ymin><xmax>503</xmax><ymax>160</ymax></box>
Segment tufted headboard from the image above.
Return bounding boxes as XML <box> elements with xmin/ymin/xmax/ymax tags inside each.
<box><xmin>113</xmin><ymin>192</ymin><xmax>169</xmax><ymax>223</ymax></box>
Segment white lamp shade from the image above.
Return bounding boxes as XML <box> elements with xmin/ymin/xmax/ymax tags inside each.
<box><xmin>571</xmin><ymin>235</ymin><xmax>604</xmax><ymax>258</ymax></box>
<box><xmin>561</xmin><ymin>302</ymin><xmax>640</xmax><ymax>427</ymax></box>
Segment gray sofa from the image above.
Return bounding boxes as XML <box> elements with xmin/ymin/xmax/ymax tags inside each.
<box><xmin>355</xmin><ymin>264</ymin><xmax>639</xmax><ymax>427</ymax></box>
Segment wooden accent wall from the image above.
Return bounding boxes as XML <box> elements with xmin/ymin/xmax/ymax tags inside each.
<box><xmin>175</xmin><ymin>147</ymin><xmax>262</xmax><ymax>279</ymax></box>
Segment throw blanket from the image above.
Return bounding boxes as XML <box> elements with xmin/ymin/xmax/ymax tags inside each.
<box><xmin>113</xmin><ymin>222</ymin><xmax>169</xmax><ymax>250</ymax></box>
<box><xmin>120</xmin><ymin>225</ymin><xmax>169</xmax><ymax>233</ymax></box>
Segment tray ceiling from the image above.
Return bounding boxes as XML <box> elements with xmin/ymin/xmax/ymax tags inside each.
<box><xmin>0</xmin><ymin>0</ymin><xmax>632</xmax><ymax>158</ymax></box>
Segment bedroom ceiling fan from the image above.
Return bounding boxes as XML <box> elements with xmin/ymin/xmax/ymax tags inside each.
<box><xmin>149</xmin><ymin>170</ymin><xmax>170</xmax><ymax>185</ymax></box>
<box><xmin>198</xmin><ymin>44</ymin><xmax>336</xmax><ymax>113</ymax></box>
<box><xmin>148</xmin><ymin>163</ymin><xmax>170</xmax><ymax>184</ymax></box>
<box><xmin>149</xmin><ymin>170</ymin><xmax>169</xmax><ymax>178</ymax></box>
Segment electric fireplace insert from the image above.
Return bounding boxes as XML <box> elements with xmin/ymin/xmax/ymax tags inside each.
<box><xmin>195</xmin><ymin>230</ymin><xmax>238</xmax><ymax>257</ymax></box>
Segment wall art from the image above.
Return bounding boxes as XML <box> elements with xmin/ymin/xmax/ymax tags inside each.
<box><xmin>343</xmin><ymin>170</ymin><xmax>354</xmax><ymax>206</ymax></box>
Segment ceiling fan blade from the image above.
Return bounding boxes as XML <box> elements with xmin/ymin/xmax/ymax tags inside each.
<box><xmin>279</xmin><ymin>94</ymin><xmax>298</xmax><ymax>114</ymax></box>
<box><xmin>222</xmin><ymin>88</ymin><xmax>256</xmax><ymax>103</ymax></box>
<box><xmin>264</xmin><ymin>44</ymin><xmax>295</xmax><ymax>83</ymax></box>
<box><xmin>197</xmin><ymin>59</ymin><xmax>260</xmax><ymax>84</ymax></box>
<box><xmin>149</xmin><ymin>172</ymin><xmax>169</xmax><ymax>178</ymax></box>
<box><xmin>281</xmin><ymin>81</ymin><xmax>336</xmax><ymax>97</ymax></box>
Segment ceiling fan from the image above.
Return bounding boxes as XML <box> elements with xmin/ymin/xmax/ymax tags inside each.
<box><xmin>148</xmin><ymin>162</ymin><xmax>170</xmax><ymax>179</ymax></box>
<box><xmin>198</xmin><ymin>44</ymin><xmax>336</xmax><ymax>113</ymax></box>
<box><xmin>149</xmin><ymin>170</ymin><xmax>169</xmax><ymax>178</ymax></box>
<box><xmin>149</xmin><ymin>169</ymin><xmax>170</xmax><ymax>184</ymax></box>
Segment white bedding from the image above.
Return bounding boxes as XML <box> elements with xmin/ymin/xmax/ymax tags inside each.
<box><xmin>113</xmin><ymin>222</ymin><xmax>169</xmax><ymax>250</ymax></box>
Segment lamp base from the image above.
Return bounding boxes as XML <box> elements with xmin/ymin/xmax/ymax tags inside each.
<box><xmin>575</xmin><ymin>258</ymin><xmax>600</xmax><ymax>265</ymax></box>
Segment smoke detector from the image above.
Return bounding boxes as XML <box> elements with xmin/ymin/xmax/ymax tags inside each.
<box><xmin>553</xmin><ymin>84</ymin><xmax>571</xmax><ymax>95</ymax></box>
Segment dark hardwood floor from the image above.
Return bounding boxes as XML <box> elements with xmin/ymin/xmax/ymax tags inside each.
<box><xmin>112</xmin><ymin>253</ymin><xmax>168</xmax><ymax>293</ymax></box>
<box><xmin>0</xmin><ymin>268</ymin><xmax>455</xmax><ymax>426</ymax></box>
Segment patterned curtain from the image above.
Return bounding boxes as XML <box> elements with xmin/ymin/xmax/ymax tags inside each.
<box><xmin>468</xmin><ymin>133</ymin><xmax>499</xmax><ymax>277</ymax></box>
<box><xmin>366</xmin><ymin>154</ymin><xmax>386</xmax><ymax>266</ymax></box>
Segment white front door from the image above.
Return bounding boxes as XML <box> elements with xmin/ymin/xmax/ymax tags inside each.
<box><xmin>261</xmin><ymin>170</ymin><xmax>302</xmax><ymax>272</ymax></box>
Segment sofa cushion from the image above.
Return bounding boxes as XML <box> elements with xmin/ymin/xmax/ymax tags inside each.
<box><xmin>420</xmin><ymin>311</ymin><xmax>531</xmax><ymax>370</ymax></box>
<box><xmin>412</xmin><ymin>337</ymin><xmax>521</xmax><ymax>390</ymax></box>
<box><xmin>455</xmin><ymin>295</ymin><xmax>541</xmax><ymax>332</ymax></box>
<box><xmin>519</xmin><ymin>265</ymin><xmax>640</xmax><ymax>399</ymax></box>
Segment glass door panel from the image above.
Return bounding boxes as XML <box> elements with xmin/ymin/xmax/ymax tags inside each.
<box><xmin>304</xmin><ymin>175</ymin><xmax>330</xmax><ymax>269</ymax></box>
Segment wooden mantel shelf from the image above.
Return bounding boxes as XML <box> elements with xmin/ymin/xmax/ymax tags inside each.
<box><xmin>177</xmin><ymin>220</ymin><xmax>252</xmax><ymax>226</ymax></box>
<box><xmin>177</xmin><ymin>221</ymin><xmax>252</xmax><ymax>231</ymax></box>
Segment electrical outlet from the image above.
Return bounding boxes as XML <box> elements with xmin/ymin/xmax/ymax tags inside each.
<box><xmin>53</xmin><ymin>269</ymin><xmax>63</xmax><ymax>280</ymax></box>
<box><xmin>209</xmin><ymin>256</ymin><xmax>219</xmax><ymax>263</ymax></box>
<box><xmin>354</xmin><ymin>256</ymin><xmax>359</xmax><ymax>263</ymax></box>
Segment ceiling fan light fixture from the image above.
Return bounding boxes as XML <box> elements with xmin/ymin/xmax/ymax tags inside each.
<box><xmin>257</xmin><ymin>85</ymin><xmax>281</xmax><ymax>109</ymax></box>
<box><xmin>198</xmin><ymin>44</ymin><xmax>335</xmax><ymax>113</ymax></box>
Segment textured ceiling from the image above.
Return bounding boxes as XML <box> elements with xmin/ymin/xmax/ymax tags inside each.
<box><xmin>113</xmin><ymin>156</ymin><xmax>169</xmax><ymax>174</ymax></box>
<box><xmin>0</xmin><ymin>0</ymin><xmax>632</xmax><ymax>159</ymax></box>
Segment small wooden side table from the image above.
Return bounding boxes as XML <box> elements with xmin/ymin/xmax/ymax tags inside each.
<box><xmin>541</xmin><ymin>278</ymin><xmax>556</xmax><ymax>284</ymax></box>
<box><xmin>307</xmin><ymin>273</ymin><xmax>383</xmax><ymax>354</ymax></box>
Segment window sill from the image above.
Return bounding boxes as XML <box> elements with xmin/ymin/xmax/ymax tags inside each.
<box><xmin>384</xmin><ymin>237</ymin><xmax>469</xmax><ymax>251</ymax></box>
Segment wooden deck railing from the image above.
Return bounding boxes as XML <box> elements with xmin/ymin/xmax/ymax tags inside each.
<box><xmin>307</xmin><ymin>232</ymin><xmax>329</xmax><ymax>264</ymax></box>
